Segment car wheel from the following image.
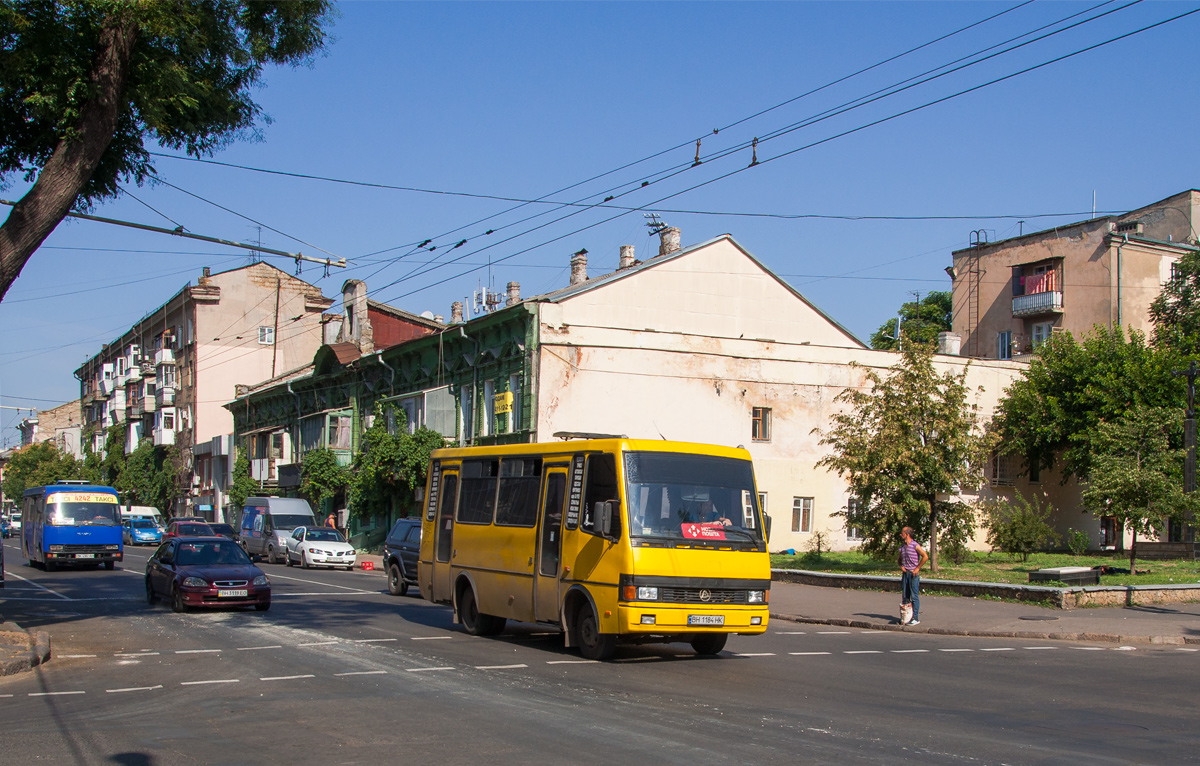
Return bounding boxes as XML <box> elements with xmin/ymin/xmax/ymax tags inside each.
<box><xmin>255</xmin><ymin>602</ymin><xmax>270</xmax><ymax>612</ymax></box>
<box><xmin>267</xmin><ymin>545</ymin><xmax>277</xmax><ymax>565</ymax></box>
<box><xmin>345</xmin><ymin>565</ymin><xmax>354</xmax><ymax>572</ymax></box>
<box><xmin>387</xmin><ymin>563</ymin><xmax>406</xmax><ymax>596</ymax></box>
<box><xmin>690</xmin><ymin>633</ymin><xmax>728</xmax><ymax>656</ymax></box>
<box><xmin>145</xmin><ymin>578</ymin><xmax>157</xmax><ymax>605</ymax></box>
<box><xmin>576</xmin><ymin>606</ymin><xmax>616</xmax><ymax>661</ymax></box>
<box><xmin>300</xmin><ymin>551</ymin><xmax>309</xmax><ymax>569</ymax></box>
<box><xmin>285</xmin><ymin>551</ymin><xmax>294</xmax><ymax>567</ymax></box>
<box><xmin>171</xmin><ymin>586</ymin><xmax>189</xmax><ymax>613</ymax></box>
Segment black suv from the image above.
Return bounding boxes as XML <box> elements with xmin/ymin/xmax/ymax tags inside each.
<box><xmin>383</xmin><ymin>517</ymin><xmax>422</xmax><ymax>597</ymax></box>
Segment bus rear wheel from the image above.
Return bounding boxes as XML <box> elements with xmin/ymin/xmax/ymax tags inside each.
<box><xmin>690</xmin><ymin>633</ymin><xmax>728</xmax><ymax>656</ymax></box>
<box><xmin>459</xmin><ymin>585</ymin><xmax>505</xmax><ymax>636</ymax></box>
<box><xmin>576</xmin><ymin>607</ymin><xmax>616</xmax><ymax>661</ymax></box>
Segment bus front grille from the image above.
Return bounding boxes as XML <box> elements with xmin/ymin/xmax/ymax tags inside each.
<box><xmin>659</xmin><ymin>587</ymin><xmax>748</xmax><ymax>605</ymax></box>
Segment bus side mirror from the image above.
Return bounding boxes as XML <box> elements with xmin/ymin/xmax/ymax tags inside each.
<box><xmin>593</xmin><ymin>501</ymin><xmax>615</xmax><ymax>540</ymax></box>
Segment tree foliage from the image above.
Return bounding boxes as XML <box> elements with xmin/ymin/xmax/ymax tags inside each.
<box><xmin>300</xmin><ymin>447</ymin><xmax>348</xmax><ymax>509</ymax></box>
<box><xmin>348</xmin><ymin>406</ymin><xmax>446</xmax><ymax>522</ymax></box>
<box><xmin>227</xmin><ymin>448</ymin><xmax>257</xmax><ymax>512</ymax></box>
<box><xmin>816</xmin><ymin>343</ymin><xmax>988</xmax><ymax>571</ymax></box>
<box><xmin>1150</xmin><ymin>248</ymin><xmax>1200</xmax><ymax>357</ymax></box>
<box><xmin>870</xmin><ymin>291</ymin><xmax>953</xmax><ymax>351</ymax></box>
<box><xmin>0</xmin><ymin>0</ymin><xmax>335</xmax><ymax>299</ymax></box>
<box><xmin>1081</xmin><ymin>406</ymin><xmax>1194</xmax><ymax>572</ymax></box>
<box><xmin>116</xmin><ymin>439</ymin><xmax>180</xmax><ymax>513</ymax></box>
<box><xmin>991</xmin><ymin>326</ymin><xmax>1183</xmax><ymax>482</ymax></box>
<box><xmin>1</xmin><ymin>441</ymin><xmax>80</xmax><ymax>502</ymax></box>
<box><xmin>982</xmin><ymin>494</ymin><xmax>1060</xmax><ymax>562</ymax></box>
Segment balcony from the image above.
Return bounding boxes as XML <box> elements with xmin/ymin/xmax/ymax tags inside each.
<box><xmin>143</xmin><ymin>395</ymin><xmax>157</xmax><ymax>413</ymax></box>
<box><xmin>153</xmin><ymin>427</ymin><xmax>175</xmax><ymax>447</ymax></box>
<box><xmin>99</xmin><ymin>378</ymin><xmax>115</xmax><ymax>396</ymax></box>
<box><xmin>127</xmin><ymin>364</ymin><xmax>142</xmax><ymax>382</ymax></box>
<box><xmin>156</xmin><ymin>386</ymin><xmax>176</xmax><ymax>407</ymax></box>
<box><xmin>1012</xmin><ymin>290</ymin><xmax>1063</xmax><ymax>318</ymax></box>
<box><xmin>155</xmin><ymin>348</ymin><xmax>175</xmax><ymax>366</ymax></box>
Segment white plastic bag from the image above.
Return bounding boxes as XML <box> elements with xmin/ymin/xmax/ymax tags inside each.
<box><xmin>900</xmin><ymin>602</ymin><xmax>913</xmax><ymax>625</ymax></box>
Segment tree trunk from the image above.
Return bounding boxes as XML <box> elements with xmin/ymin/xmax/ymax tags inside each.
<box><xmin>1129</xmin><ymin>526</ymin><xmax>1138</xmax><ymax>574</ymax></box>
<box><xmin>0</xmin><ymin>12</ymin><xmax>139</xmax><ymax>301</ymax></box>
<box><xmin>928</xmin><ymin>494</ymin><xmax>939</xmax><ymax>573</ymax></box>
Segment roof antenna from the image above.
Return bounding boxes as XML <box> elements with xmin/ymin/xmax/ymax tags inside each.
<box><xmin>693</xmin><ymin>139</ymin><xmax>702</xmax><ymax>167</ymax></box>
<box><xmin>644</xmin><ymin>213</ymin><xmax>668</xmax><ymax>236</ymax></box>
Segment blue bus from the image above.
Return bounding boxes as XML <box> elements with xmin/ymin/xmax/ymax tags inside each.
<box><xmin>21</xmin><ymin>482</ymin><xmax>124</xmax><ymax>571</ymax></box>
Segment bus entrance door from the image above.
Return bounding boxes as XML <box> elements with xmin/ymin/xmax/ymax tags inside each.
<box><xmin>432</xmin><ymin>473</ymin><xmax>458</xmax><ymax>603</ymax></box>
<box><xmin>534</xmin><ymin>469</ymin><xmax>567</xmax><ymax>623</ymax></box>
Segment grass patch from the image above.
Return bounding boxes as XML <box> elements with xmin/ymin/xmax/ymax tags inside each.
<box><xmin>772</xmin><ymin>550</ymin><xmax>1200</xmax><ymax>587</ymax></box>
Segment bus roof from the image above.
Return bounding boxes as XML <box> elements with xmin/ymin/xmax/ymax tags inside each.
<box><xmin>23</xmin><ymin>484</ymin><xmax>119</xmax><ymax>497</ymax></box>
<box><xmin>430</xmin><ymin>438</ymin><xmax>752</xmax><ymax>462</ymax></box>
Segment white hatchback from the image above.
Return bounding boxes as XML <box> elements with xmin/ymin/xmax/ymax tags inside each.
<box><xmin>284</xmin><ymin>526</ymin><xmax>357</xmax><ymax>570</ymax></box>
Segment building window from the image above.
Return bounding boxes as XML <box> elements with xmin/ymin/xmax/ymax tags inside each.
<box><xmin>791</xmin><ymin>497</ymin><xmax>813</xmax><ymax>533</ymax></box>
<box><xmin>481</xmin><ymin>379</ymin><xmax>495</xmax><ymax>437</ymax></box>
<box><xmin>508</xmin><ymin>373</ymin><xmax>522</xmax><ymax>433</ymax></box>
<box><xmin>846</xmin><ymin>497</ymin><xmax>863</xmax><ymax>540</ymax></box>
<box><xmin>997</xmin><ymin>331</ymin><xmax>1012</xmax><ymax>360</ymax></box>
<box><xmin>990</xmin><ymin>452</ymin><xmax>1014</xmax><ymax>487</ymax></box>
<box><xmin>460</xmin><ymin>385</ymin><xmax>474</xmax><ymax>445</ymax></box>
<box><xmin>1031</xmin><ymin>322</ymin><xmax>1053</xmax><ymax>349</ymax></box>
<box><xmin>1028</xmin><ymin>458</ymin><xmax>1041</xmax><ymax>485</ymax></box>
<box><xmin>258</xmin><ymin>326</ymin><xmax>275</xmax><ymax>345</ymax></box>
<box><xmin>752</xmin><ymin>407</ymin><xmax>771</xmax><ymax>442</ymax></box>
<box><xmin>1171</xmin><ymin>261</ymin><xmax>1184</xmax><ymax>286</ymax></box>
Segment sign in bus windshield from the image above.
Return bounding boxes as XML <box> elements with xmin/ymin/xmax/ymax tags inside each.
<box><xmin>44</xmin><ymin>492</ymin><xmax>120</xmax><ymax>526</ymax></box>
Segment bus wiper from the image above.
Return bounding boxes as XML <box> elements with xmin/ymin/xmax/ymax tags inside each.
<box><xmin>719</xmin><ymin>527</ymin><xmax>759</xmax><ymax>543</ymax></box>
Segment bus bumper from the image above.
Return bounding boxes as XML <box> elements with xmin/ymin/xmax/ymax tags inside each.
<box><xmin>616</xmin><ymin>604</ymin><xmax>769</xmax><ymax>635</ymax></box>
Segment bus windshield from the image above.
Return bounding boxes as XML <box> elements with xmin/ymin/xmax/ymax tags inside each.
<box><xmin>49</xmin><ymin>502</ymin><xmax>120</xmax><ymax>526</ymax></box>
<box><xmin>623</xmin><ymin>452</ymin><xmax>763</xmax><ymax>542</ymax></box>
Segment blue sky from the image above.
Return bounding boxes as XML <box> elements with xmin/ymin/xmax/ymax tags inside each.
<box><xmin>4</xmin><ymin>1</ymin><xmax>1200</xmax><ymax>447</ymax></box>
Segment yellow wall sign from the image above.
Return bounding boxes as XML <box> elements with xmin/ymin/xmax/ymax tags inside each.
<box><xmin>494</xmin><ymin>391</ymin><xmax>514</xmax><ymax>414</ymax></box>
<box><xmin>47</xmin><ymin>492</ymin><xmax>117</xmax><ymax>504</ymax></box>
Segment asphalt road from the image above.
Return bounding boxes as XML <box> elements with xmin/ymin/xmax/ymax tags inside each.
<box><xmin>1</xmin><ymin>538</ymin><xmax>1198</xmax><ymax>765</ymax></box>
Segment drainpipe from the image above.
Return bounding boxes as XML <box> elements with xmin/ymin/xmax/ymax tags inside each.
<box><xmin>376</xmin><ymin>352</ymin><xmax>396</xmax><ymax>396</ymax></box>
<box><xmin>287</xmin><ymin>380</ymin><xmax>301</xmax><ymax>470</ymax></box>
<box><xmin>1116</xmin><ymin>233</ymin><xmax>1128</xmax><ymax>329</ymax></box>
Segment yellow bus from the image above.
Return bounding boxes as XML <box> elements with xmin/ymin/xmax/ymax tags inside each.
<box><xmin>417</xmin><ymin>436</ymin><xmax>770</xmax><ymax>660</ymax></box>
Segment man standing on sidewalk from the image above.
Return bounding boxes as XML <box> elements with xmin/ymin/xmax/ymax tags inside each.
<box><xmin>899</xmin><ymin>527</ymin><xmax>929</xmax><ymax>626</ymax></box>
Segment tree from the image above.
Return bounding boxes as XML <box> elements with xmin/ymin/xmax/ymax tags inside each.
<box><xmin>870</xmin><ymin>291</ymin><xmax>952</xmax><ymax>351</ymax></box>
<box><xmin>2</xmin><ymin>442</ymin><xmax>80</xmax><ymax>503</ymax></box>
<box><xmin>117</xmin><ymin>440</ymin><xmax>179</xmax><ymax>512</ymax></box>
<box><xmin>0</xmin><ymin>1</ymin><xmax>334</xmax><ymax>299</ymax></box>
<box><xmin>1150</xmin><ymin>248</ymin><xmax>1200</xmax><ymax>356</ymax></box>
<box><xmin>991</xmin><ymin>326</ymin><xmax>1183</xmax><ymax>482</ymax></box>
<box><xmin>982</xmin><ymin>494</ymin><xmax>1060</xmax><ymax>562</ymax></box>
<box><xmin>300</xmin><ymin>447</ymin><xmax>348</xmax><ymax>511</ymax></box>
<box><xmin>227</xmin><ymin>448</ymin><xmax>257</xmax><ymax>512</ymax></box>
<box><xmin>816</xmin><ymin>343</ymin><xmax>988</xmax><ymax>571</ymax></box>
<box><xmin>1081</xmin><ymin>406</ymin><xmax>1193</xmax><ymax>573</ymax></box>
<box><xmin>348</xmin><ymin>406</ymin><xmax>446</xmax><ymax>523</ymax></box>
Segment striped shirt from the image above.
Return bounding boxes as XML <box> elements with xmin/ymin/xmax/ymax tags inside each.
<box><xmin>899</xmin><ymin>541</ymin><xmax>920</xmax><ymax>571</ymax></box>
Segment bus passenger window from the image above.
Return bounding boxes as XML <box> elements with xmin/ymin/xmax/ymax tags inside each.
<box><xmin>581</xmin><ymin>453</ymin><xmax>620</xmax><ymax>539</ymax></box>
<box><xmin>458</xmin><ymin>459</ymin><xmax>499</xmax><ymax>524</ymax></box>
<box><xmin>496</xmin><ymin>458</ymin><xmax>542</xmax><ymax>527</ymax></box>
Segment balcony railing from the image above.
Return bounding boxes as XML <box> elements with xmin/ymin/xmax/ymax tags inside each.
<box><xmin>1012</xmin><ymin>290</ymin><xmax>1063</xmax><ymax>317</ymax></box>
<box><xmin>155</xmin><ymin>348</ymin><xmax>175</xmax><ymax>366</ymax></box>
<box><xmin>156</xmin><ymin>387</ymin><xmax>175</xmax><ymax>407</ymax></box>
<box><xmin>153</xmin><ymin>428</ymin><xmax>175</xmax><ymax>447</ymax></box>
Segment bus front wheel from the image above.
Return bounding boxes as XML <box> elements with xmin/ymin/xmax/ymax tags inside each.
<box><xmin>103</xmin><ymin>561</ymin><xmax>115</xmax><ymax>571</ymax></box>
<box><xmin>576</xmin><ymin>607</ymin><xmax>616</xmax><ymax>661</ymax></box>
<box><xmin>690</xmin><ymin>633</ymin><xmax>728</xmax><ymax>656</ymax></box>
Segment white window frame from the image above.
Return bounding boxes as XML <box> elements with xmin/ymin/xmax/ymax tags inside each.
<box><xmin>997</xmin><ymin>330</ymin><xmax>1012</xmax><ymax>360</ymax></box>
<box><xmin>258</xmin><ymin>326</ymin><xmax>275</xmax><ymax>345</ymax></box>
<box><xmin>1031</xmin><ymin>322</ymin><xmax>1053</xmax><ymax>349</ymax></box>
<box><xmin>792</xmin><ymin>497</ymin><xmax>813</xmax><ymax>533</ymax></box>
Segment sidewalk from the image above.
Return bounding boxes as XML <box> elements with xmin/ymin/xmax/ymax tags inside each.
<box><xmin>769</xmin><ymin>579</ymin><xmax>1200</xmax><ymax>645</ymax></box>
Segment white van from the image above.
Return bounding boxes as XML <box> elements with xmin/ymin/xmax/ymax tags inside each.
<box><xmin>238</xmin><ymin>497</ymin><xmax>317</xmax><ymax>564</ymax></box>
<box><xmin>121</xmin><ymin>505</ymin><xmax>165</xmax><ymax>527</ymax></box>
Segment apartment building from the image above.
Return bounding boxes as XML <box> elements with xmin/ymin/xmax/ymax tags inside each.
<box><xmin>75</xmin><ymin>262</ymin><xmax>335</xmax><ymax>518</ymax></box>
<box><xmin>16</xmin><ymin>399</ymin><xmax>84</xmax><ymax>459</ymax></box>
<box><xmin>950</xmin><ymin>189</ymin><xmax>1200</xmax><ymax>359</ymax></box>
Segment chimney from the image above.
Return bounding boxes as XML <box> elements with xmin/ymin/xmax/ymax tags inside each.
<box><xmin>619</xmin><ymin>245</ymin><xmax>636</xmax><ymax>270</ymax></box>
<box><xmin>570</xmin><ymin>249</ymin><xmax>588</xmax><ymax>286</ymax></box>
<box><xmin>451</xmin><ymin>301</ymin><xmax>464</xmax><ymax>324</ymax></box>
<box><xmin>433</xmin><ymin>314</ymin><xmax>444</xmax><ymax>324</ymax></box>
<box><xmin>658</xmin><ymin>226</ymin><xmax>681</xmax><ymax>256</ymax></box>
<box><xmin>202</xmin><ymin>267</ymin><xmax>211</xmax><ymax>278</ymax></box>
<box><xmin>937</xmin><ymin>332</ymin><xmax>962</xmax><ymax>356</ymax></box>
<box><xmin>506</xmin><ymin>281</ymin><xmax>521</xmax><ymax>306</ymax></box>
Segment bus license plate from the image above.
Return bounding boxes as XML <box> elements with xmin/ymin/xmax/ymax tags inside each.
<box><xmin>75</xmin><ymin>553</ymin><xmax>95</xmax><ymax>559</ymax></box>
<box><xmin>688</xmin><ymin>615</ymin><xmax>724</xmax><ymax>626</ymax></box>
<box><xmin>218</xmin><ymin>589</ymin><xmax>248</xmax><ymax>598</ymax></box>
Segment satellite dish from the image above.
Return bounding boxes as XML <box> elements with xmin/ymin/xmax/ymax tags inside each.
<box><xmin>419</xmin><ymin>310</ymin><xmax>435</xmax><ymax>320</ymax></box>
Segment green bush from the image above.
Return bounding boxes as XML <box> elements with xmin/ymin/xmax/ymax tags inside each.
<box><xmin>1066</xmin><ymin>528</ymin><xmax>1090</xmax><ymax>557</ymax></box>
<box><xmin>982</xmin><ymin>495</ymin><xmax>1060</xmax><ymax>562</ymax></box>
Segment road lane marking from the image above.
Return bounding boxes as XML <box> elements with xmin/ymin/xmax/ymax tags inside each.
<box><xmin>1024</xmin><ymin>646</ymin><xmax>1056</xmax><ymax>650</ymax></box>
<box><xmin>352</xmin><ymin>638</ymin><xmax>397</xmax><ymax>643</ymax></box>
<box><xmin>817</xmin><ymin>631</ymin><xmax>850</xmax><ymax>635</ymax></box>
<box><xmin>735</xmin><ymin>653</ymin><xmax>776</xmax><ymax>657</ymax></box>
<box><xmin>844</xmin><ymin>651</ymin><xmax>882</xmax><ymax>654</ymax></box>
<box><xmin>175</xmin><ymin>649</ymin><xmax>221</xmax><ymax>654</ymax></box>
<box><xmin>980</xmin><ymin>648</ymin><xmax>1015</xmax><ymax>652</ymax></box>
<box><xmin>4</xmin><ymin>572</ymin><xmax>72</xmax><ymax>601</ymax></box>
<box><xmin>789</xmin><ymin>651</ymin><xmax>832</xmax><ymax>656</ymax></box>
<box><xmin>271</xmin><ymin>592</ymin><xmax>388</xmax><ymax>597</ymax></box>
<box><xmin>939</xmin><ymin>649</ymin><xmax>972</xmax><ymax>652</ymax></box>
<box><xmin>546</xmin><ymin>660</ymin><xmax>598</xmax><ymax>664</ymax></box>
<box><xmin>59</xmin><ymin>654</ymin><xmax>97</xmax><ymax>658</ymax></box>
<box><xmin>237</xmin><ymin>645</ymin><xmax>282</xmax><ymax>651</ymax></box>
<box><xmin>107</xmin><ymin>685</ymin><xmax>163</xmax><ymax>694</ymax></box>
<box><xmin>411</xmin><ymin>636</ymin><xmax>452</xmax><ymax>641</ymax></box>
<box><xmin>406</xmin><ymin>667</ymin><xmax>454</xmax><ymax>672</ymax></box>
<box><xmin>296</xmin><ymin>641</ymin><xmax>339</xmax><ymax>647</ymax></box>
<box><xmin>181</xmin><ymin>679</ymin><xmax>239</xmax><ymax>686</ymax></box>
<box><xmin>475</xmin><ymin>664</ymin><xmax>528</xmax><ymax>670</ymax></box>
<box><xmin>775</xmin><ymin>631</ymin><xmax>806</xmax><ymax>635</ymax></box>
<box><xmin>335</xmin><ymin>671</ymin><xmax>388</xmax><ymax>676</ymax></box>
<box><xmin>260</xmin><ymin>674</ymin><xmax>315</xmax><ymax>681</ymax></box>
<box><xmin>29</xmin><ymin>691</ymin><xmax>86</xmax><ymax>696</ymax></box>
<box><xmin>1114</xmin><ymin>646</ymin><xmax>1137</xmax><ymax>652</ymax></box>
<box><xmin>891</xmin><ymin>649</ymin><xmax>929</xmax><ymax>653</ymax></box>
<box><xmin>1072</xmin><ymin>647</ymin><xmax>1106</xmax><ymax>651</ymax></box>
<box><xmin>0</xmin><ymin>694</ymin><xmax>12</xmax><ymax>698</ymax></box>
<box><xmin>115</xmin><ymin>652</ymin><xmax>159</xmax><ymax>657</ymax></box>
<box><xmin>1177</xmin><ymin>648</ymin><xmax>1199</xmax><ymax>652</ymax></box>
<box><xmin>268</xmin><ymin>573</ymin><xmax>377</xmax><ymax>592</ymax></box>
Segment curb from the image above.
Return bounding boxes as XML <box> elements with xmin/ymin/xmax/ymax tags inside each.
<box><xmin>768</xmin><ymin>612</ymin><xmax>1200</xmax><ymax>647</ymax></box>
<box><xmin>0</xmin><ymin>626</ymin><xmax>52</xmax><ymax>677</ymax></box>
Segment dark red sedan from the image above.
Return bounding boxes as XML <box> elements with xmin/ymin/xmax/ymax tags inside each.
<box><xmin>163</xmin><ymin>520</ymin><xmax>214</xmax><ymax>540</ymax></box>
<box><xmin>145</xmin><ymin>537</ymin><xmax>271</xmax><ymax>612</ymax></box>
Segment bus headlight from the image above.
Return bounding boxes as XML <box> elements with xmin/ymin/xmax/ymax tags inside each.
<box><xmin>747</xmin><ymin>590</ymin><xmax>765</xmax><ymax>604</ymax></box>
<box><xmin>636</xmin><ymin>587</ymin><xmax>659</xmax><ymax>601</ymax></box>
<box><xmin>49</xmin><ymin>545</ymin><xmax>64</xmax><ymax>551</ymax></box>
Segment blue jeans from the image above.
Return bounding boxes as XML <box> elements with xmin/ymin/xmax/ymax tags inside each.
<box><xmin>901</xmin><ymin>571</ymin><xmax>920</xmax><ymax>621</ymax></box>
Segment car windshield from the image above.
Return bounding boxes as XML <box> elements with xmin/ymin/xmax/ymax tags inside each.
<box><xmin>271</xmin><ymin>514</ymin><xmax>313</xmax><ymax>531</ymax></box>
<box><xmin>305</xmin><ymin>528</ymin><xmax>344</xmax><ymax>542</ymax></box>
<box><xmin>209</xmin><ymin>524</ymin><xmax>234</xmax><ymax>535</ymax></box>
<box><xmin>132</xmin><ymin>519</ymin><xmax>158</xmax><ymax>529</ymax></box>
<box><xmin>176</xmin><ymin>540</ymin><xmax>251</xmax><ymax>566</ymax></box>
<box><xmin>49</xmin><ymin>502</ymin><xmax>120</xmax><ymax>526</ymax></box>
<box><xmin>176</xmin><ymin>523</ymin><xmax>213</xmax><ymax>535</ymax></box>
<box><xmin>623</xmin><ymin>452</ymin><xmax>764</xmax><ymax>543</ymax></box>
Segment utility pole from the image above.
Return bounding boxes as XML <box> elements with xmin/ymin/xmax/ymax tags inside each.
<box><xmin>271</xmin><ymin>278</ymin><xmax>281</xmax><ymax>378</ymax></box>
<box><xmin>1173</xmin><ymin>361</ymin><xmax>1198</xmax><ymax>541</ymax></box>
